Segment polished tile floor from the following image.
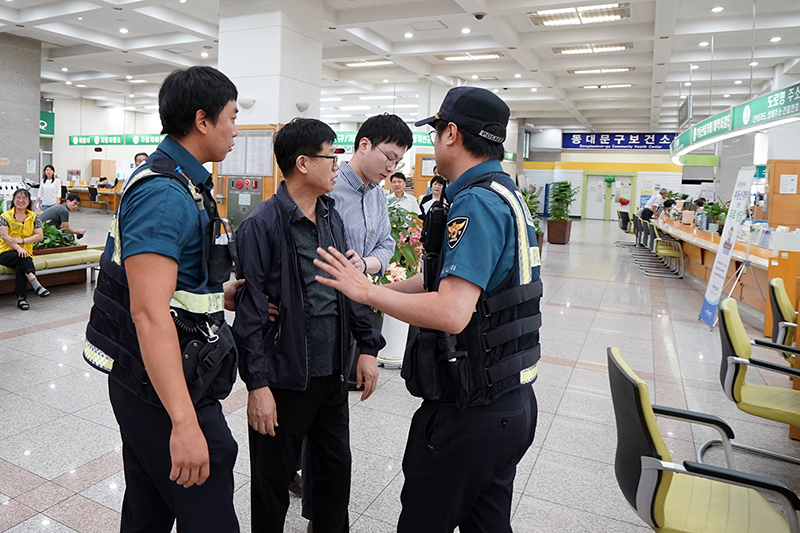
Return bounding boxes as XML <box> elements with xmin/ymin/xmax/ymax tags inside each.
<box><xmin>1</xmin><ymin>212</ymin><xmax>799</xmax><ymax>532</ymax></box>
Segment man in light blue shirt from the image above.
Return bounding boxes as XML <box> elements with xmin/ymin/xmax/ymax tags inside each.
<box><xmin>328</xmin><ymin>114</ymin><xmax>413</xmax><ymax>276</ymax></box>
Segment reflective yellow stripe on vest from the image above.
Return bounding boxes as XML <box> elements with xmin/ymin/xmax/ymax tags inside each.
<box><xmin>489</xmin><ymin>181</ymin><xmax>541</xmax><ymax>285</ymax></box>
<box><xmin>83</xmin><ymin>338</ymin><xmax>114</xmax><ymax>372</ymax></box>
<box><xmin>171</xmin><ymin>290</ymin><xmax>225</xmax><ymax>314</ymax></box>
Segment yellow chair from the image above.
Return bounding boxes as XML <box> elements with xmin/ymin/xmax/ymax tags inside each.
<box><xmin>88</xmin><ymin>186</ymin><xmax>110</xmax><ymax>213</ymax></box>
<box><xmin>608</xmin><ymin>347</ymin><xmax>799</xmax><ymax>533</ymax></box>
<box><xmin>769</xmin><ymin>278</ymin><xmax>799</xmax><ymax>365</ymax></box>
<box><xmin>705</xmin><ymin>298</ymin><xmax>800</xmax><ymax>465</ymax></box>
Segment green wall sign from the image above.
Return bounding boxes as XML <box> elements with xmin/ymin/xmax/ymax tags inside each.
<box><xmin>39</xmin><ymin>111</ymin><xmax>55</xmax><ymax>138</ymax></box>
<box><xmin>503</xmin><ymin>151</ymin><xmax>516</xmax><ymax>162</ymax></box>
<box><xmin>672</xmin><ymin>81</ymin><xmax>800</xmax><ymax>157</ymax></box>
<box><xmin>333</xmin><ymin>131</ymin><xmax>433</xmax><ymax>148</ymax></box>
<box><xmin>69</xmin><ymin>134</ymin><xmax>165</xmax><ymax>146</ymax></box>
<box><xmin>732</xmin><ymin>83</ymin><xmax>800</xmax><ymax>130</ymax></box>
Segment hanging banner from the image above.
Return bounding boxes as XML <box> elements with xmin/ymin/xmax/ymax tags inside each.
<box><xmin>699</xmin><ymin>167</ymin><xmax>756</xmax><ymax>327</ymax></box>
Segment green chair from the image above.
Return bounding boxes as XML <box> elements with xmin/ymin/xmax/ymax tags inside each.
<box><xmin>608</xmin><ymin>347</ymin><xmax>799</xmax><ymax>533</ymax></box>
<box><xmin>703</xmin><ymin>298</ymin><xmax>800</xmax><ymax>465</ymax></box>
<box><xmin>769</xmin><ymin>278</ymin><xmax>799</xmax><ymax>365</ymax></box>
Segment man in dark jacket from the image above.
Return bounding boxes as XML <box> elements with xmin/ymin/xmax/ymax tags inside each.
<box><xmin>232</xmin><ymin>118</ymin><xmax>383</xmax><ymax>533</ymax></box>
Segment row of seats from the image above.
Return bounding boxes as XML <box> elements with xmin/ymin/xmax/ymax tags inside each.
<box><xmin>610</xmin><ymin>287</ymin><xmax>800</xmax><ymax>532</ymax></box>
<box><xmin>617</xmin><ymin>210</ymin><xmax>684</xmax><ymax>278</ymax></box>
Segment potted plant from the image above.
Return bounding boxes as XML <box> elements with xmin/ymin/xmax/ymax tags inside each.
<box><xmin>547</xmin><ymin>181</ymin><xmax>580</xmax><ymax>244</ymax></box>
<box><xmin>705</xmin><ymin>202</ymin><xmax>728</xmax><ymax>235</ymax></box>
<box><xmin>373</xmin><ymin>200</ymin><xmax>424</xmax><ymax>368</ymax></box>
<box><xmin>33</xmin><ymin>223</ymin><xmax>84</xmax><ymax>255</ymax></box>
<box><xmin>521</xmin><ymin>186</ymin><xmax>545</xmax><ymax>249</ymax></box>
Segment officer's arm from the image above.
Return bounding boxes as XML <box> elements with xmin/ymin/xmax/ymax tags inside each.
<box><xmin>315</xmin><ymin>246</ymin><xmax>479</xmax><ymax>335</ymax></box>
<box><xmin>126</xmin><ymin>252</ymin><xmax>209</xmax><ymax>488</ymax></box>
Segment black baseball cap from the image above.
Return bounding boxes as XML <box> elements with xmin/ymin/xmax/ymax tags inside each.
<box><xmin>415</xmin><ymin>86</ymin><xmax>509</xmax><ymax>144</ymax></box>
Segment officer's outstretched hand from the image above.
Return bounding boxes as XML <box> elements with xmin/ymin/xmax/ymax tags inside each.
<box><xmin>356</xmin><ymin>354</ymin><xmax>379</xmax><ymax>401</ymax></box>
<box><xmin>248</xmin><ymin>387</ymin><xmax>278</xmax><ymax>436</ymax></box>
<box><xmin>169</xmin><ymin>421</ymin><xmax>210</xmax><ymax>488</ymax></box>
<box><xmin>314</xmin><ymin>246</ymin><xmax>373</xmax><ymax>305</ymax></box>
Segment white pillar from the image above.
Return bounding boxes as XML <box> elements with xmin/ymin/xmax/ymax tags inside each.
<box><xmin>218</xmin><ymin>0</ymin><xmax>323</xmax><ymax>125</ymax></box>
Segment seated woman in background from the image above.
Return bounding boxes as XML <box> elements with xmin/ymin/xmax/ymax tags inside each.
<box><xmin>96</xmin><ymin>176</ymin><xmax>116</xmax><ymax>189</ymax></box>
<box><xmin>0</xmin><ymin>189</ymin><xmax>50</xmax><ymax>310</ymax></box>
<box><xmin>35</xmin><ymin>164</ymin><xmax>61</xmax><ymax>212</ymax></box>
<box><xmin>419</xmin><ymin>174</ymin><xmax>449</xmax><ymax>221</ymax></box>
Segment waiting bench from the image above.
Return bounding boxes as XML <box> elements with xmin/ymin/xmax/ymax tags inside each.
<box><xmin>0</xmin><ymin>247</ymin><xmax>102</xmax><ymax>295</ymax></box>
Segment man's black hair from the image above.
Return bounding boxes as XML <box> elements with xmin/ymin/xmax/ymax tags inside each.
<box><xmin>274</xmin><ymin>118</ymin><xmax>337</xmax><ymax>179</ymax></box>
<box><xmin>134</xmin><ymin>152</ymin><xmax>148</xmax><ymax>160</ymax></box>
<box><xmin>158</xmin><ymin>66</ymin><xmax>238</xmax><ymax>138</ymax></box>
<box><xmin>664</xmin><ymin>199</ymin><xmax>676</xmax><ymax>208</ymax></box>
<box><xmin>66</xmin><ymin>193</ymin><xmax>81</xmax><ymax>203</ymax></box>
<box><xmin>434</xmin><ymin>119</ymin><xmax>504</xmax><ymax>161</ymax></box>
<box><xmin>390</xmin><ymin>172</ymin><xmax>406</xmax><ymax>182</ymax></box>
<box><xmin>355</xmin><ymin>113</ymin><xmax>413</xmax><ymax>151</ymax></box>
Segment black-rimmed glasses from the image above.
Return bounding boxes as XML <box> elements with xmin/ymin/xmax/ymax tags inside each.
<box><xmin>374</xmin><ymin>144</ymin><xmax>405</xmax><ymax>171</ymax></box>
<box><xmin>303</xmin><ymin>154</ymin><xmax>339</xmax><ymax>167</ymax></box>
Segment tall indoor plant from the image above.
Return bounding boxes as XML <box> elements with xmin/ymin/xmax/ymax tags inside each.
<box><xmin>547</xmin><ymin>181</ymin><xmax>580</xmax><ymax>244</ymax></box>
<box><xmin>521</xmin><ymin>186</ymin><xmax>545</xmax><ymax>249</ymax></box>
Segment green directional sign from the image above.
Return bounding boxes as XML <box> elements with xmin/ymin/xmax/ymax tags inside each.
<box><xmin>732</xmin><ymin>81</ymin><xmax>800</xmax><ymax>130</ymax></box>
<box><xmin>69</xmin><ymin>134</ymin><xmax>165</xmax><ymax>146</ymax></box>
<box><xmin>39</xmin><ymin>111</ymin><xmax>55</xmax><ymax>138</ymax></box>
<box><xmin>125</xmin><ymin>134</ymin><xmax>166</xmax><ymax>145</ymax></box>
<box><xmin>690</xmin><ymin>111</ymin><xmax>732</xmax><ymax>144</ymax></box>
<box><xmin>332</xmin><ymin>131</ymin><xmax>433</xmax><ymax>147</ymax></box>
<box><xmin>503</xmin><ymin>151</ymin><xmax>516</xmax><ymax>162</ymax></box>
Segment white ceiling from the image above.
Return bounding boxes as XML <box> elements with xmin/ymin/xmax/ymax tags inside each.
<box><xmin>4</xmin><ymin>0</ymin><xmax>799</xmax><ymax>133</ymax></box>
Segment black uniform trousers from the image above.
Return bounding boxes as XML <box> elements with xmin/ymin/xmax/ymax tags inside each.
<box><xmin>249</xmin><ymin>374</ymin><xmax>350</xmax><ymax>533</ymax></box>
<box><xmin>0</xmin><ymin>250</ymin><xmax>35</xmax><ymax>298</ymax></box>
<box><xmin>108</xmin><ymin>376</ymin><xmax>239</xmax><ymax>533</ymax></box>
<box><xmin>398</xmin><ymin>386</ymin><xmax>537</xmax><ymax>533</ymax></box>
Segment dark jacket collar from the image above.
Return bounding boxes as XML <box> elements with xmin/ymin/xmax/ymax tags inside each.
<box><xmin>275</xmin><ymin>181</ymin><xmax>333</xmax><ymax>223</ymax></box>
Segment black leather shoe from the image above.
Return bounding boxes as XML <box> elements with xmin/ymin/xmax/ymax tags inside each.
<box><xmin>288</xmin><ymin>472</ymin><xmax>302</xmax><ymax>497</ymax></box>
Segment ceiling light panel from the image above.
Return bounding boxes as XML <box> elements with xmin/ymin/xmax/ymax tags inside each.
<box><xmin>337</xmin><ymin>59</ymin><xmax>395</xmax><ymax>68</ymax></box>
<box><xmin>436</xmin><ymin>52</ymin><xmax>504</xmax><ymax>61</ymax></box>
<box><xmin>552</xmin><ymin>43</ymin><xmax>632</xmax><ymax>55</ymax></box>
<box><xmin>529</xmin><ymin>3</ymin><xmax>630</xmax><ymax>26</ymax></box>
<box><xmin>569</xmin><ymin>67</ymin><xmax>633</xmax><ymax>74</ymax></box>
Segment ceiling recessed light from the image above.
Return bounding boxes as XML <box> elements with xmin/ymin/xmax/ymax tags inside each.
<box><xmin>129</xmin><ymin>93</ymin><xmax>134</xmax><ymax>98</ymax></box>
<box><xmin>119</xmin><ymin>28</ymin><xmax>128</xmax><ymax>34</ymax></box>
<box><xmin>749</xmin><ymin>61</ymin><xmax>758</xmax><ymax>66</ymax></box>
<box><xmin>699</xmin><ymin>41</ymin><xmax>709</xmax><ymax>47</ymax></box>
<box><xmin>734</xmin><ymin>80</ymin><xmax>743</xmax><ymax>84</ymax></box>
<box><xmin>690</xmin><ymin>64</ymin><xmax>699</xmax><ymax>70</ymax></box>
<box><xmin>65</xmin><ymin>81</ymin><xmax>72</xmax><ymax>85</ymax></box>
<box><xmin>383</xmin><ymin>79</ymin><xmax>389</xmax><ymax>83</ymax></box>
<box><xmin>530</xmin><ymin>88</ymin><xmax>537</xmax><ymax>92</ymax></box>
<box><xmin>770</xmin><ymin>37</ymin><xmax>781</xmax><ymax>43</ymax></box>
<box><xmin>723</xmin><ymin>94</ymin><xmax>730</xmax><ymax>98</ymax></box>
<box><xmin>61</xmin><ymin>67</ymin><xmax>68</xmax><ymax>72</ymax></box>
<box><xmin>76</xmin><ymin>84</ymin><xmax>86</xmax><ymax>88</ymax></box>
<box><xmin>461</xmin><ymin>28</ymin><xmax>471</xmax><ymax>34</ymax></box>
<box><xmin>711</xmin><ymin>6</ymin><xmax>724</xmax><ymax>13</ymax></box>
<box><xmin>77</xmin><ymin>17</ymin><xmax>83</xmax><ymax>20</ymax></box>
<box><xmin>471</xmin><ymin>75</ymin><xmax>478</xmax><ymax>80</ymax></box>
<box><xmin>514</xmin><ymin>73</ymin><xmax>521</xmax><ymax>78</ymax></box>
<box><xmin>680</xmin><ymin>95</ymin><xmax>687</xmax><ymax>99</ymax></box>
<box><xmin>201</xmin><ymin>52</ymin><xmax>208</xmax><ymax>58</ymax></box>
<box><xmin>180</xmin><ymin>0</ymin><xmax>187</xmax><ymax>2</ymax></box>
<box><xmin>404</xmin><ymin>32</ymin><xmax>413</xmax><ymax>38</ymax></box>
<box><xmin>126</xmin><ymin>75</ymin><xmax>133</xmax><ymax>80</ymax></box>
<box><xmin>684</xmin><ymin>82</ymin><xmax>691</xmax><ymax>86</ymax></box>
<box><xmin>492</xmin><ymin>89</ymin><xmax>499</xmax><ymax>93</ymax></box>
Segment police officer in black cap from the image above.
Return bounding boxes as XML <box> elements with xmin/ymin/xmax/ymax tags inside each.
<box><xmin>314</xmin><ymin>86</ymin><xmax>541</xmax><ymax>532</ymax></box>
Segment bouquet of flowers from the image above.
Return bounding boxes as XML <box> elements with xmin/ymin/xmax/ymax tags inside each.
<box><xmin>375</xmin><ymin>198</ymin><xmax>423</xmax><ymax>285</ymax></box>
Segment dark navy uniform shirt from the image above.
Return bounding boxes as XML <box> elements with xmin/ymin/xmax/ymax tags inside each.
<box><xmin>440</xmin><ymin>160</ymin><xmax>540</xmax><ymax>293</ymax></box>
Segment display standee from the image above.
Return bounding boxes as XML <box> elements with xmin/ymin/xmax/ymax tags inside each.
<box><xmin>711</xmin><ymin>227</ymin><xmax>765</xmax><ymax>329</ymax></box>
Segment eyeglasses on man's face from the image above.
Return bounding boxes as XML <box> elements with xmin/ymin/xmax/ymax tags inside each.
<box><xmin>303</xmin><ymin>154</ymin><xmax>339</xmax><ymax>167</ymax></box>
<box><xmin>374</xmin><ymin>144</ymin><xmax>405</xmax><ymax>171</ymax></box>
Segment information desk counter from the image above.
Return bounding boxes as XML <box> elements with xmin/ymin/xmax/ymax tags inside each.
<box><xmin>654</xmin><ymin>218</ymin><xmax>770</xmax><ymax>316</ymax></box>
<box><xmin>67</xmin><ymin>186</ymin><xmax>121</xmax><ymax>212</ymax></box>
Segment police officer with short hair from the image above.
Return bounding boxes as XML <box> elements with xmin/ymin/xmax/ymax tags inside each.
<box><xmin>83</xmin><ymin>66</ymin><xmax>241</xmax><ymax>532</ymax></box>
<box><xmin>315</xmin><ymin>86</ymin><xmax>541</xmax><ymax>532</ymax></box>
